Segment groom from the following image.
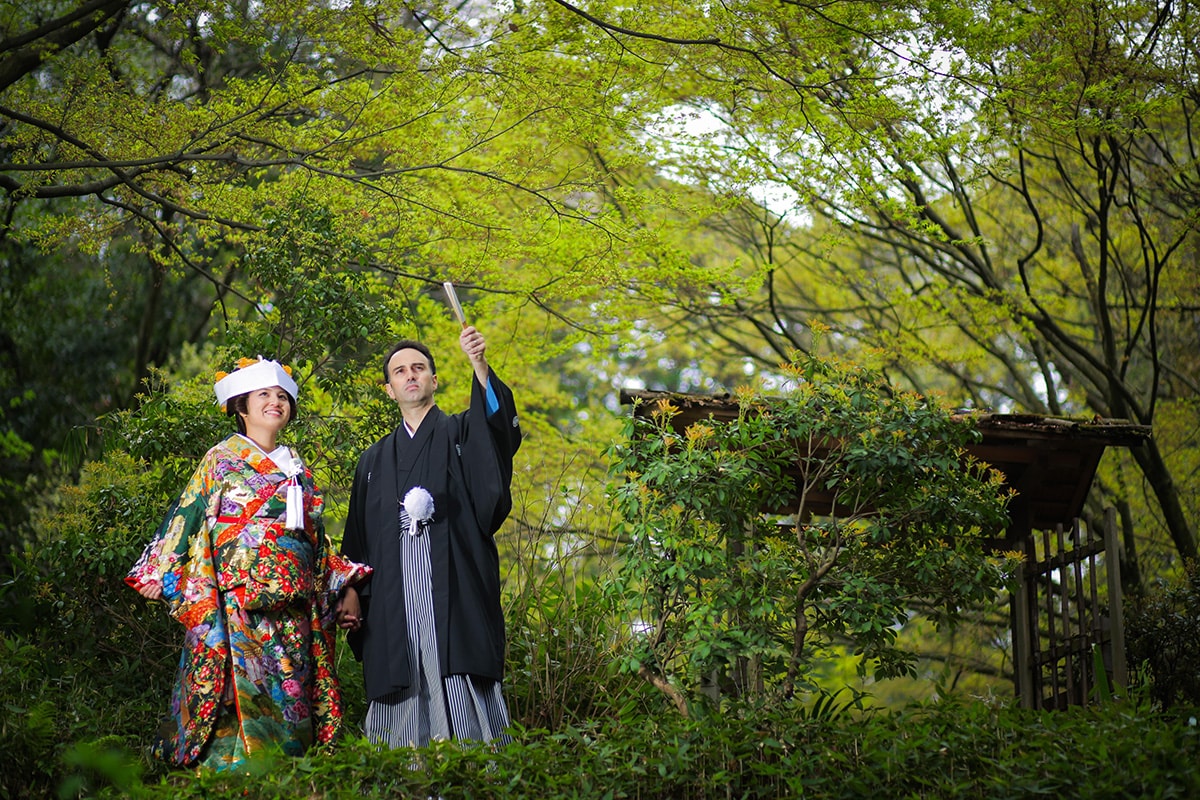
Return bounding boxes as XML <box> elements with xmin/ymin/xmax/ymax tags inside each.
<box><xmin>337</xmin><ymin>325</ymin><xmax>522</xmax><ymax>748</ymax></box>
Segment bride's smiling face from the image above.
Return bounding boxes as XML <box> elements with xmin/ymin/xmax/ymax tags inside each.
<box><xmin>239</xmin><ymin>385</ymin><xmax>292</xmax><ymax>441</ymax></box>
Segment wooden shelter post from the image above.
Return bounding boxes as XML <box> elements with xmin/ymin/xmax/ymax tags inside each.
<box><xmin>1103</xmin><ymin>507</ymin><xmax>1128</xmax><ymax>692</ymax></box>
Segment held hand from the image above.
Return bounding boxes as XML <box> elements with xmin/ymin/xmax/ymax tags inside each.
<box><xmin>336</xmin><ymin>586</ymin><xmax>363</xmax><ymax>631</ymax></box>
<box><xmin>138</xmin><ymin>582</ymin><xmax>163</xmax><ymax>600</ymax></box>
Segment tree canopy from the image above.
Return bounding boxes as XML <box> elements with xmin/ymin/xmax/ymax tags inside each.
<box><xmin>2</xmin><ymin>0</ymin><xmax>1196</xmax><ymax>616</ymax></box>
<box><xmin>545</xmin><ymin>0</ymin><xmax>1200</xmax><ymax>569</ymax></box>
<box><xmin>4</xmin><ymin>5</ymin><xmax>1200</xmax><ymax>794</ymax></box>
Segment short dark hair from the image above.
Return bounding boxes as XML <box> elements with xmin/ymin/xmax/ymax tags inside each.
<box><xmin>383</xmin><ymin>340</ymin><xmax>436</xmax><ymax>383</ymax></box>
<box><xmin>226</xmin><ymin>391</ymin><xmax>298</xmax><ymax>435</ymax></box>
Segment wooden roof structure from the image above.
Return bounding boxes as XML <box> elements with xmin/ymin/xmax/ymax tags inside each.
<box><xmin>619</xmin><ymin>389</ymin><xmax>1153</xmax><ymax>543</ymax></box>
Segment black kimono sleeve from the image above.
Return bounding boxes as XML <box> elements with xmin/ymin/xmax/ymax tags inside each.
<box><xmin>340</xmin><ymin>440</ymin><xmax>380</xmax><ymax>660</ymax></box>
<box><xmin>462</xmin><ymin>369</ymin><xmax>522</xmax><ymax>535</ymax></box>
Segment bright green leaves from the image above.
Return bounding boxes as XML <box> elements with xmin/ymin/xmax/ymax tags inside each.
<box><xmin>237</xmin><ymin>197</ymin><xmax>392</xmax><ymax>372</ymax></box>
<box><xmin>608</xmin><ymin>349</ymin><xmax>1017</xmax><ymax>710</ymax></box>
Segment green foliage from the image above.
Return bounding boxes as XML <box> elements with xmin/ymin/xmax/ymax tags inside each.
<box><xmin>0</xmin><ymin>210</ymin><xmax>209</xmax><ymax>556</ymax></box>
<box><xmin>58</xmin><ymin>739</ymin><xmax>145</xmax><ymax>800</ymax></box>
<box><xmin>580</xmin><ymin>0</ymin><xmax>1200</xmax><ymax>566</ymax></box>
<box><xmin>0</xmin><ymin>0</ymin><xmax>747</xmax><ymax>589</ymax></box>
<box><xmin>100</xmin><ymin>371</ymin><xmax>229</xmax><ymax>473</ymax></box>
<box><xmin>504</xmin><ymin>563</ymin><xmax>665</xmax><ymax>732</ymax></box>
<box><xmin>0</xmin><ymin>637</ymin><xmax>58</xmax><ymax>799</ymax></box>
<box><xmin>2</xmin><ymin>0</ymin><xmax>1196</xmax><ymax>592</ymax></box>
<box><xmin>608</xmin><ymin>349</ymin><xmax>1016</xmax><ymax>708</ymax></box>
<box><xmin>2</xmin><ymin>1</ymin><xmax>1198</xmax><ymax>795</ymax></box>
<box><xmin>33</xmin><ymin>695</ymin><xmax>1200</xmax><ymax>799</ymax></box>
<box><xmin>0</xmin><ymin>452</ymin><xmax>180</xmax><ymax>799</ymax></box>
<box><xmin>235</xmin><ymin>196</ymin><xmax>397</xmax><ymax>382</ymax></box>
<box><xmin>1126</xmin><ymin>563</ymin><xmax>1200</xmax><ymax>710</ymax></box>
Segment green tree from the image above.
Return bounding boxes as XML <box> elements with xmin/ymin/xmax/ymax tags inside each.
<box><xmin>607</xmin><ymin>348</ymin><xmax>1016</xmax><ymax>714</ymax></box>
<box><xmin>0</xmin><ymin>199</ymin><xmax>222</xmax><ymax>558</ymax></box>
<box><xmin>0</xmin><ymin>0</ymin><xmax>748</xmax><ymax>542</ymax></box>
<box><xmin>538</xmin><ymin>0</ymin><xmax>1200</xmax><ymax>578</ymax></box>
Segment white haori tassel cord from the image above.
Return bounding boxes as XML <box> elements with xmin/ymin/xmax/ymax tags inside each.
<box><xmin>403</xmin><ymin>486</ymin><xmax>435</xmax><ymax>536</ymax></box>
<box><xmin>285</xmin><ymin>479</ymin><xmax>304</xmax><ymax>529</ymax></box>
<box><xmin>281</xmin><ymin>448</ymin><xmax>305</xmax><ymax>529</ymax></box>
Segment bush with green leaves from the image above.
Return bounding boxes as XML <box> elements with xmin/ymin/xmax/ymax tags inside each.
<box><xmin>607</xmin><ymin>351</ymin><xmax>1017</xmax><ymax>712</ymax></box>
<box><xmin>0</xmin><ymin>451</ymin><xmax>181</xmax><ymax>799</ymax></box>
<box><xmin>43</xmin><ymin>691</ymin><xmax>1200</xmax><ymax>799</ymax></box>
<box><xmin>1126</xmin><ymin>562</ymin><xmax>1200</xmax><ymax>710</ymax></box>
<box><xmin>504</xmin><ymin>564</ymin><xmax>669</xmax><ymax>731</ymax></box>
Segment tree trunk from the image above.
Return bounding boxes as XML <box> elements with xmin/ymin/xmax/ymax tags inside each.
<box><xmin>1130</xmin><ymin>439</ymin><xmax>1198</xmax><ymax>563</ymax></box>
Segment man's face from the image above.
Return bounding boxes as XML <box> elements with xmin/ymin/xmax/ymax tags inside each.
<box><xmin>385</xmin><ymin>348</ymin><xmax>438</xmax><ymax>408</ymax></box>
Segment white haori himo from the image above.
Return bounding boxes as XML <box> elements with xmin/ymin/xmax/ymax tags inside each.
<box><xmin>269</xmin><ymin>447</ymin><xmax>306</xmax><ymax>530</ymax></box>
<box><xmin>402</xmin><ymin>486</ymin><xmax>434</xmax><ymax>536</ymax></box>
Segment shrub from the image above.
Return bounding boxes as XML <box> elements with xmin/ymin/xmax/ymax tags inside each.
<box><xmin>0</xmin><ymin>452</ymin><xmax>182</xmax><ymax>798</ymax></box>
<box><xmin>607</xmin><ymin>351</ymin><xmax>1017</xmax><ymax>711</ymax></box>
<box><xmin>503</xmin><ymin>536</ymin><xmax>668</xmax><ymax>731</ymax></box>
<box><xmin>1126</xmin><ymin>562</ymin><xmax>1200</xmax><ymax>710</ymax></box>
<box><xmin>59</xmin><ymin>693</ymin><xmax>1200</xmax><ymax>799</ymax></box>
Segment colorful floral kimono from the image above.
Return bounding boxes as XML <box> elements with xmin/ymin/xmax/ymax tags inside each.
<box><xmin>127</xmin><ymin>433</ymin><xmax>371</xmax><ymax>769</ymax></box>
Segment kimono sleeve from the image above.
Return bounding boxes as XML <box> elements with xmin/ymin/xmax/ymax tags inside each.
<box><xmin>124</xmin><ymin>448</ymin><xmax>223</xmax><ymax>630</ymax></box>
<box><xmin>339</xmin><ymin>443</ymin><xmax>376</xmax><ymax>590</ymax></box>
<box><xmin>308</xmin><ymin>467</ymin><xmax>371</xmax><ymax>595</ymax></box>
<box><xmin>461</xmin><ymin>369</ymin><xmax>522</xmax><ymax>535</ymax></box>
<box><xmin>306</xmin><ymin>468</ymin><xmax>372</xmax><ymax>627</ymax></box>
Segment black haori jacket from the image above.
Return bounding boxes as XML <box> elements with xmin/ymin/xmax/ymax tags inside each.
<box><xmin>341</xmin><ymin>369</ymin><xmax>521</xmax><ymax>702</ymax></box>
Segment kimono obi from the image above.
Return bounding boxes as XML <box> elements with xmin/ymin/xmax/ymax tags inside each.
<box><xmin>213</xmin><ymin>516</ymin><xmax>316</xmax><ymax>610</ymax></box>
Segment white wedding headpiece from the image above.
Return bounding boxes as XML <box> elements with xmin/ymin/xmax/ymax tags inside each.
<box><xmin>214</xmin><ymin>357</ymin><xmax>299</xmax><ymax>408</ymax></box>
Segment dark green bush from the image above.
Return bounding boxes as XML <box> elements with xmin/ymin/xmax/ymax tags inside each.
<box><xmin>55</xmin><ymin>694</ymin><xmax>1200</xmax><ymax>800</ymax></box>
<box><xmin>0</xmin><ymin>452</ymin><xmax>180</xmax><ymax>799</ymax></box>
<box><xmin>1126</xmin><ymin>562</ymin><xmax>1200</xmax><ymax>710</ymax></box>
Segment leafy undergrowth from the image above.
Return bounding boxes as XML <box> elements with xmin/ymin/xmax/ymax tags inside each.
<box><xmin>6</xmin><ymin>454</ymin><xmax>1199</xmax><ymax>799</ymax></box>
<box><xmin>54</xmin><ymin>696</ymin><xmax>1200</xmax><ymax>800</ymax></box>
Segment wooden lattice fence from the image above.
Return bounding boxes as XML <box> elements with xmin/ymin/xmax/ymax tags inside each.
<box><xmin>1011</xmin><ymin>508</ymin><xmax>1127</xmax><ymax>709</ymax></box>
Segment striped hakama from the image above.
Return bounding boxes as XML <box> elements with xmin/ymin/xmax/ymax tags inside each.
<box><xmin>363</xmin><ymin>508</ymin><xmax>511</xmax><ymax>749</ymax></box>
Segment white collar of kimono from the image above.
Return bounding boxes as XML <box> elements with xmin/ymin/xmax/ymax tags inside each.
<box><xmin>235</xmin><ymin>436</ymin><xmax>305</xmax><ymax>528</ymax></box>
<box><xmin>236</xmin><ymin>436</ymin><xmax>301</xmax><ymax>478</ymax></box>
<box><xmin>213</xmin><ymin>359</ymin><xmax>298</xmax><ymax>407</ymax></box>
<box><xmin>268</xmin><ymin>444</ymin><xmax>298</xmax><ymax>475</ymax></box>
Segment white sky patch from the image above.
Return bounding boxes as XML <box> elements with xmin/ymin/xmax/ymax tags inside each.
<box><xmin>643</xmin><ymin>104</ymin><xmax>801</xmax><ymax>219</ymax></box>
<box><xmin>1030</xmin><ymin>369</ymin><xmax>1069</xmax><ymax>413</ymax></box>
